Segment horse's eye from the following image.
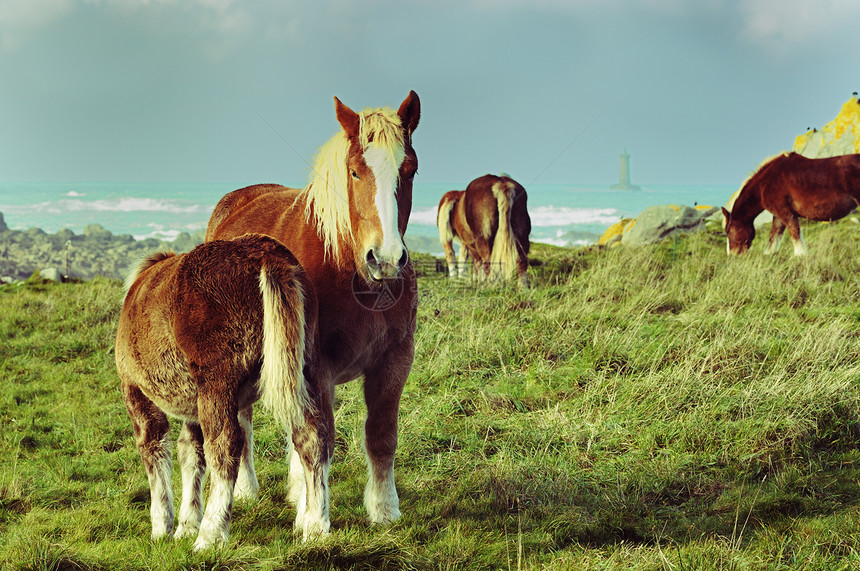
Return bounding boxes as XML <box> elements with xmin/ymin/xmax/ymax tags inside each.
<box><xmin>351</xmin><ymin>170</ymin><xmax>360</xmax><ymax>180</ymax></box>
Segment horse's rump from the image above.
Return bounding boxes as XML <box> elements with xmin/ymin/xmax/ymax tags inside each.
<box><xmin>457</xmin><ymin>174</ymin><xmax>531</xmax><ymax>282</ymax></box>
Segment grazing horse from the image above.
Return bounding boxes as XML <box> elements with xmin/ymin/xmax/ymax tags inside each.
<box><xmin>437</xmin><ymin>173</ymin><xmax>531</xmax><ymax>286</ymax></box>
<box><xmin>723</xmin><ymin>152</ymin><xmax>860</xmax><ymax>255</ymax></box>
<box><xmin>205</xmin><ymin>92</ymin><xmax>420</xmax><ymax>530</ymax></box>
<box><xmin>116</xmin><ymin>234</ymin><xmax>328</xmax><ymax>550</ymax></box>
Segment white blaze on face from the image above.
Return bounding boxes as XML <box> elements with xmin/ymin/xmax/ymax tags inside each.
<box><xmin>363</xmin><ymin>143</ymin><xmax>406</xmax><ymax>263</ymax></box>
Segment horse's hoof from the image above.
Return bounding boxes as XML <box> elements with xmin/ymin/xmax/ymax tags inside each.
<box><xmin>151</xmin><ymin>526</ymin><xmax>174</xmax><ymax>542</ymax></box>
<box><xmin>192</xmin><ymin>535</ymin><xmax>226</xmax><ymax>552</ymax></box>
<box><xmin>174</xmin><ymin>524</ymin><xmax>200</xmax><ymax>540</ymax></box>
<box><xmin>368</xmin><ymin>507</ymin><xmax>401</xmax><ymax>526</ymax></box>
<box><xmin>301</xmin><ymin>522</ymin><xmax>331</xmax><ymax>542</ymax></box>
<box><xmin>233</xmin><ymin>488</ymin><xmax>259</xmax><ymax>504</ymax></box>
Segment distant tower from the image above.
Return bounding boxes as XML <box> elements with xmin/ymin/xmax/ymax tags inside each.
<box><xmin>610</xmin><ymin>149</ymin><xmax>641</xmax><ymax>191</ymax></box>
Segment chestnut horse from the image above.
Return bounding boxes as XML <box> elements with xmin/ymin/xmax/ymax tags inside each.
<box><xmin>205</xmin><ymin>92</ymin><xmax>420</xmax><ymax>531</ymax></box>
<box><xmin>116</xmin><ymin>234</ymin><xmax>328</xmax><ymax>550</ymax></box>
<box><xmin>437</xmin><ymin>173</ymin><xmax>531</xmax><ymax>286</ymax></box>
<box><xmin>723</xmin><ymin>152</ymin><xmax>860</xmax><ymax>255</ymax></box>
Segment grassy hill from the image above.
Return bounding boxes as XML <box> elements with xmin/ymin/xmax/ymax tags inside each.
<box><xmin>1</xmin><ymin>219</ymin><xmax>859</xmax><ymax>570</ymax></box>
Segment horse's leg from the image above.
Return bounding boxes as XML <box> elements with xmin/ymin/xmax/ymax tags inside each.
<box><xmin>785</xmin><ymin>215</ymin><xmax>807</xmax><ymax>256</ymax></box>
<box><xmin>475</xmin><ymin>237</ymin><xmax>493</xmax><ymax>283</ymax></box>
<box><xmin>442</xmin><ymin>240</ymin><xmax>457</xmax><ymax>278</ymax></box>
<box><xmin>193</xmin><ymin>389</ymin><xmax>244</xmax><ymax>551</ymax></box>
<box><xmin>457</xmin><ymin>244</ymin><xmax>470</xmax><ymax>278</ymax></box>
<box><xmin>287</xmin><ymin>440</ymin><xmax>306</xmax><ymax>510</ymax></box>
<box><xmin>291</xmin><ymin>388</ymin><xmax>334</xmax><ymax>541</ymax></box>
<box><xmin>122</xmin><ymin>383</ymin><xmax>174</xmax><ymax>540</ymax></box>
<box><xmin>362</xmin><ymin>344</ymin><xmax>411</xmax><ymax>525</ymax></box>
<box><xmin>234</xmin><ymin>407</ymin><xmax>259</xmax><ymax>502</ymax></box>
<box><xmin>764</xmin><ymin>218</ymin><xmax>786</xmax><ymax>255</ymax></box>
<box><xmin>175</xmin><ymin>421</ymin><xmax>206</xmax><ymax>539</ymax></box>
<box><xmin>516</xmin><ymin>245</ymin><xmax>529</xmax><ymax>288</ymax></box>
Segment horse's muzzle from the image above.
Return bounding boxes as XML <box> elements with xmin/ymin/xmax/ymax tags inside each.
<box><xmin>365</xmin><ymin>248</ymin><xmax>409</xmax><ymax>281</ymax></box>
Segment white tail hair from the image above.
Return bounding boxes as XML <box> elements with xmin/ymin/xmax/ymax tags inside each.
<box><xmin>258</xmin><ymin>266</ymin><xmax>312</xmax><ymax>430</ymax></box>
<box><xmin>489</xmin><ymin>181</ymin><xmax>517</xmax><ymax>281</ymax></box>
<box><xmin>437</xmin><ymin>195</ymin><xmax>457</xmax><ymax>245</ymax></box>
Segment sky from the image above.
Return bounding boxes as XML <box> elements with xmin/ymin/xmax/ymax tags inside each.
<box><xmin>0</xmin><ymin>0</ymin><xmax>858</xmax><ymax>187</ymax></box>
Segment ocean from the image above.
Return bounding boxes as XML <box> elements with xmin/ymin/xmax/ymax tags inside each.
<box><xmin>0</xmin><ymin>181</ymin><xmax>735</xmax><ymax>255</ymax></box>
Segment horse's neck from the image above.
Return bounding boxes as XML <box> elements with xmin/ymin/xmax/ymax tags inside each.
<box><xmin>734</xmin><ymin>184</ymin><xmax>765</xmax><ymax>222</ymax></box>
<box><xmin>298</xmin><ymin>195</ymin><xmax>357</xmax><ymax>279</ymax></box>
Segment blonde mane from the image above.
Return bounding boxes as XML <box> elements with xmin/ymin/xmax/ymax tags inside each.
<box><xmin>303</xmin><ymin>107</ymin><xmax>406</xmax><ymax>262</ymax></box>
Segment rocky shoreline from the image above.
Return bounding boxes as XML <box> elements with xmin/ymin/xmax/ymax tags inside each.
<box><xmin>0</xmin><ymin>212</ymin><xmax>203</xmax><ymax>284</ymax></box>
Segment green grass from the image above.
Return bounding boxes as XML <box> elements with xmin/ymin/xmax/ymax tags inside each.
<box><xmin>1</xmin><ymin>218</ymin><xmax>860</xmax><ymax>569</ymax></box>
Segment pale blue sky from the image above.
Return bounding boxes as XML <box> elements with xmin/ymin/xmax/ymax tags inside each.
<box><xmin>0</xmin><ymin>0</ymin><xmax>857</xmax><ymax>186</ymax></box>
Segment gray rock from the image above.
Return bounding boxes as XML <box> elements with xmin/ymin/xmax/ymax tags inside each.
<box><xmin>39</xmin><ymin>267</ymin><xmax>64</xmax><ymax>282</ymax></box>
<box><xmin>0</xmin><ymin>212</ymin><xmax>7</xmax><ymax>232</ymax></box>
<box><xmin>621</xmin><ymin>204</ymin><xmax>719</xmax><ymax>247</ymax></box>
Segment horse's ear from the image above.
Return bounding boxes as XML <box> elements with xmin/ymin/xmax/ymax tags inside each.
<box><xmin>721</xmin><ymin>206</ymin><xmax>730</xmax><ymax>221</ymax></box>
<box><xmin>334</xmin><ymin>97</ymin><xmax>360</xmax><ymax>140</ymax></box>
<box><xmin>398</xmin><ymin>90</ymin><xmax>420</xmax><ymax>135</ymax></box>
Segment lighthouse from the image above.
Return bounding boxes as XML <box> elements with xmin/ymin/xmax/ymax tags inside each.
<box><xmin>610</xmin><ymin>149</ymin><xmax>641</xmax><ymax>191</ymax></box>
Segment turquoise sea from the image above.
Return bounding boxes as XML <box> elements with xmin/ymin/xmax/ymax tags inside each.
<box><xmin>0</xmin><ymin>181</ymin><xmax>735</xmax><ymax>255</ymax></box>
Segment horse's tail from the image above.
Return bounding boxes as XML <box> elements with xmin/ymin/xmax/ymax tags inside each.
<box><xmin>437</xmin><ymin>194</ymin><xmax>457</xmax><ymax>245</ymax></box>
<box><xmin>489</xmin><ymin>180</ymin><xmax>518</xmax><ymax>281</ymax></box>
<box><xmin>258</xmin><ymin>263</ymin><xmax>313</xmax><ymax>430</ymax></box>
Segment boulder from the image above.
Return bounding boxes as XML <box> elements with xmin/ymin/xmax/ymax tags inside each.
<box><xmin>39</xmin><ymin>267</ymin><xmax>63</xmax><ymax>282</ymax></box>
<box><xmin>0</xmin><ymin>212</ymin><xmax>7</xmax><ymax>232</ymax></box>
<box><xmin>620</xmin><ymin>204</ymin><xmax>718</xmax><ymax>247</ymax></box>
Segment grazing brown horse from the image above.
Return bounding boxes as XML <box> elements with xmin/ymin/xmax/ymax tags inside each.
<box><xmin>205</xmin><ymin>92</ymin><xmax>420</xmax><ymax>530</ymax></box>
<box><xmin>116</xmin><ymin>234</ymin><xmax>328</xmax><ymax>550</ymax></box>
<box><xmin>437</xmin><ymin>173</ymin><xmax>531</xmax><ymax>286</ymax></box>
<box><xmin>723</xmin><ymin>152</ymin><xmax>860</xmax><ymax>255</ymax></box>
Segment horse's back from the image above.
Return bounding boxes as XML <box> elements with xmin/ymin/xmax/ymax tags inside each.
<box><xmin>206</xmin><ymin>184</ymin><xmax>297</xmax><ymax>241</ymax></box>
<box><xmin>763</xmin><ymin>153</ymin><xmax>860</xmax><ymax>221</ymax></box>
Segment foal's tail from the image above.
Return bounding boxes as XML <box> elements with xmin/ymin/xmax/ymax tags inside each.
<box><xmin>489</xmin><ymin>180</ymin><xmax>518</xmax><ymax>281</ymax></box>
<box><xmin>258</xmin><ymin>265</ymin><xmax>313</xmax><ymax>430</ymax></box>
<box><xmin>437</xmin><ymin>194</ymin><xmax>457</xmax><ymax>245</ymax></box>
